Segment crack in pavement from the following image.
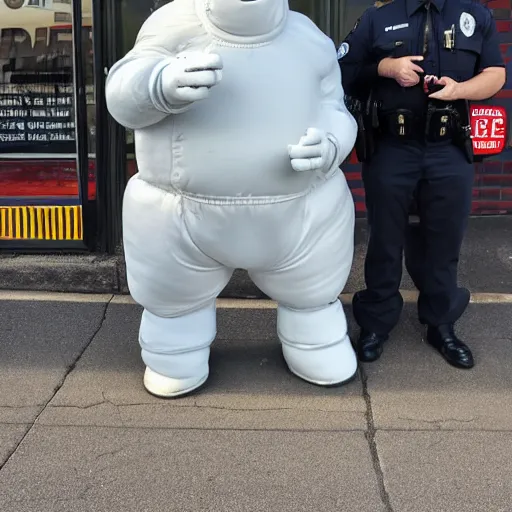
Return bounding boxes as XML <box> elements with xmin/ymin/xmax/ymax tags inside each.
<box><xmin>47</xmin><ymin>401</ymin><xmax>365</xmax><ymax>414</ymax></box>
<box><xmin>0</xmin><ymin>405</ymin><xmax>46</xmax><ymax>409</ymax></box>
<box><xmin>14</xmin><ymin>424</ymin><xmax>368</xmax><ymax>433</ymax></box>
<box><xmin>0</xmin><ymin>296</ymin><xmax>114</xmax><ymax>473</ymax></box>
<box><xmin>360</xmin><ymin>366</ymin><xmax>394</xmax><ymax>512</ymax></box>
<box><xmin>8</xmin><ymin>422</ymin><xmax>512</xmax><ymax>433</ymax></box>
<box><xmin>94</xmin><ymin>448</ymin><xmax>124</xmax><ymax>461</ymax></box>
<box><xmin>397</xmin><ymin>416</ymin><xmax>478</xmax><ymax>428</ymax></box>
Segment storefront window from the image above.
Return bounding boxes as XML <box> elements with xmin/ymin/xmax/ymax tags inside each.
<box><xmin>0</xmin><ymin>0</ymin><xmax>95</xmax><ymax>244</ymax></box>
<box><xmin>0</xmin><ymin>26</ymin><xmax>75</xmax><ymax>151</ymax></box>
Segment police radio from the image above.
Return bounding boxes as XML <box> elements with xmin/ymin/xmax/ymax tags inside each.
<box><xmin>424</xmin><ymin>75</ymin><xmax>445</xmax><ymax>95</ymax></box>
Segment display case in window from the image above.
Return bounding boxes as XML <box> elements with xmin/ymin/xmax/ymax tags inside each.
<box><xmin>0</xmin><ymin>0</ymin><xmax>95</xmax><ymax>247</ymax></box>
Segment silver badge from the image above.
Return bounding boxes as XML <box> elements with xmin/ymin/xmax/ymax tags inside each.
<box><xmin>460</xmin><ymin>12</ymin><xmax>476</xmax><ymax>38</ymax></box>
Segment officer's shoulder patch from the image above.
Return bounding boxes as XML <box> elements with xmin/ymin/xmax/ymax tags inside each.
<box><xmin>374</xmin><ymin>0</ymin><xmax>394</xmax><ymax>8</ymax></box>
<box><xmin>337</xmin><ymin>42</ymin><xmax>350</xmax><ymax>60</ymax></box>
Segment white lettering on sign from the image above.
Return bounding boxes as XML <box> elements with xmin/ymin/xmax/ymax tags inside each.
<box><xmin>385</xmin><ymin>23</ymin><xmax>409</xmax><ymax>32</ymax></box>
<box><xmin>474</xmin><ymin>140</ymin><xmax>499</xmax><ymax>149</ymax></box>
<box><xmin>27</xmin><ymin>121</ymin><xmax>45</xmax><ymax>130</ymax></box>
<box><xmin>28</xmin><ymin>133</ymin><xmax>48</xmax><ymax>142</ymax></box>
<box><xmin>0</xmin><ymin>133</ymin><xmax>25</xmax><ymax>142</ymax></box>
<box><xmin>0</xmin><ymin>109</ymin><xmax>28</xmax><ymax>117</ymax></box>
<box><xmin>473</xmin><ymin>118</ymin><xmax>506</xmax><ymax>139</ymax></box>
<box><xmin>0</xmin><ymin>98</ymin><xmax>22</xmax><ymax>106</ymax></box>
<box><xmin>472</xmin><ymin>108</ymin><xmax>504</xmax><ymax>117</ymax></box>
<box><xmin>0</xmin><ymin>121</ymin><xmax>23</xmax><ymax>130</ymax></box>
<box><xmin>31</xmin><ymin>110</ymin><xmax>48</xmax><ymax>118</ymax></box>
<box><xmin>49</xmin><ymin>132</ymin><xmax>74</xmax><ymax>141</ymax></box>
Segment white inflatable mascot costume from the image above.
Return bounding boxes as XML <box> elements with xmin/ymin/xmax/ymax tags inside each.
<box><xmin>106</xmin><ymin>0</ymin><xmax>358</xmax><ymax>398</ymax></box>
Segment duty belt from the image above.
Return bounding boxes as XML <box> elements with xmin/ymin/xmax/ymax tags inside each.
<box><xmin>379</xmin><ymin>106</ymin><xmax>456</xmax><ymax>142</ymax></box>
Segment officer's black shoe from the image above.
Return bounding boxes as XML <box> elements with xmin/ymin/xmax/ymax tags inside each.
<box><xmin>356</xmin><ymin>331</ymin><xmax>389</xmax><ymax>363</ymax></box>
<box><xmin>426</xmin><ymin>324</ymin><xmax>474</xmax><ymax>369</ymax></box>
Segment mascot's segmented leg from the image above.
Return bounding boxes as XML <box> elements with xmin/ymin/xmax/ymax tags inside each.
<box><xmin>250</xmin><ymin>171</ymin><xmax>357</xmax><ymax>386</ymax></box>
<box><xmin>121</xmin><ymin>177</ymin><xmax>233</xmax><ymax>398</ymax></box>
<box><xmin>139</xmin><ymin>304</ymin><xmax>215</xmax><ymax>398</ymax></box>
<box><xmin>106</xmin><ymin>0</ymin><xmax>358</xmax><ymax>397</ymax></box>
<box><xmin>278</xmin><ymin>301</ymin><xmax>357</xmax><ymax>386</ymax></box>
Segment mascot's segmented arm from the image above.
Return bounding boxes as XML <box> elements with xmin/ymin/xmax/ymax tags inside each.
<box><xmin>106</xmin><ymin>3</ymin><xmax>224</xmax><ymax>129</ymax></box>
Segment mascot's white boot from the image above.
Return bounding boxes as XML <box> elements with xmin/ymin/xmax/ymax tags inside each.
<box><xmin>278</xmin><ymin>301</ymin><xmax>356</xmax><ymax>386</ymax></box>
<box><xmin>106</xmin><ymin>0</ymin><xmax>358</xmax><ymax>397</ymax></box>
<box><xmin>139</xmin><ymin>304</ymin><xmax>215</xmax><ymax>398</ymax></box>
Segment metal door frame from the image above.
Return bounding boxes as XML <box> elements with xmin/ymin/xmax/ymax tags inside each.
<box><xmin>91</xmin><ymin>0</ymin><xmax>127</xmax><ymax>254</ymax></box>
<box><xmin>72</xmin><ymin>0</ymin><xmax>93</xmax><ymax>250</ymax></box>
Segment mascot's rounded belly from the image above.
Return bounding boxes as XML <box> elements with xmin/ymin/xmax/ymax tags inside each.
<box><xmin>136</xmin><ymin>45</ymin><xmax>323</xmax><ymax>198</ymax></box>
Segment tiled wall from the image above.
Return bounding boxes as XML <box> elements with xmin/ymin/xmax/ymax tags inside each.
<box><xmin>345</xmin><ymin>0</ymin><xmax>512</xmax><ymax>216</ymax></box>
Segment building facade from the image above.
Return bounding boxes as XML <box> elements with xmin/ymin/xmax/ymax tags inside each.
<box><xmin>0</xmin><ymin>0</ymin><xmax>510</xmax><ymax>252</ymax></box>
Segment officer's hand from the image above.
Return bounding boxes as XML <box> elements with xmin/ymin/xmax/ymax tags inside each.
<box><xmin>160</xmin><ymin>52</ymin><xmax>223</xmax><ymax>106</ymax></box>
<box><xmin>428</xmin><ymin>76</ymin><xmax>461</xmax><ymax>101</ymax></box>
<box><xmin>288</xmin><ymin>128</ymin><xmax>336</xmax><ymax>174</ymax></box>
<box><xmin>378</xmin><ymin>56</ymin><xmax>424</xmax><ymax>88</ymax></box>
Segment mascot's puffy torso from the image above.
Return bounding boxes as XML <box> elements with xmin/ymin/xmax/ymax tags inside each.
<box><xmin>111</xmin><ymin>0</ymin><xmax>347</xmax><ymax>197</ymax></box>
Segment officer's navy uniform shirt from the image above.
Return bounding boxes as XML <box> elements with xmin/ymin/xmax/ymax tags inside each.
<box><xmin>340</xmin><ymin>0</ymin><xmax>505</xmax><ymax>116</ymax></box>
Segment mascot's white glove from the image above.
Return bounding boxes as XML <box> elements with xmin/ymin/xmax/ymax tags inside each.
<box><xmin>155</xmin><ymin>51</ymin><xmax>223</xmax><ymax>110</ymax></box>
<box><xmin>288</xmin><ymin>128</ymin><xmax>337</xmax><ymax>175</ymax></box>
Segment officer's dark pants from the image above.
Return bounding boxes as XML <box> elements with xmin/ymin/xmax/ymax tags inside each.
<box><xmin>353</xmin><ymin>136</ymin><xmax>474</xmax><ymax>335</ymax></box>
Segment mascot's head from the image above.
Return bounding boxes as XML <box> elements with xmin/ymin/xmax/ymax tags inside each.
<box><xmin>196</xmin><ymin>0</ymin><xmax>289</xmax><ymax>41</ymax></box>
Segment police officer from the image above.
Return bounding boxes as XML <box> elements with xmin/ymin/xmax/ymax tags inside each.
<box><xmin>338</xmin><ymin>0</ymin><xmax>506</xmax><ymax>368</ymax></box>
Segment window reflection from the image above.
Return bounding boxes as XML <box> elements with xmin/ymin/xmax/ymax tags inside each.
<box><xmin>0</xmin><ymin>0</ymin><xmax>95</xmax><ymax>202</ymax></box>
<box><xmin>1</xmin><ymin>6</ymin><xmax>70</xmax><ymax>154</ymax></box>
<box><xmin>0</xmin><ymin>1</ymin><xmax>94</xmax><ymax>153</ymax></box>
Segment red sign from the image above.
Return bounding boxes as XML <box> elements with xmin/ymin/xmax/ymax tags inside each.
<box><xmin>470</xmin><ymin>105</ymin><xmax>507</xmax><ymax>156</ymax></box>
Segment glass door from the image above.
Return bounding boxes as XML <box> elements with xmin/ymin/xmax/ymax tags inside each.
<box><xmin>0</xmin><ymin>0</ymin><xmax>95</xmax><ymax>249</ymax></box>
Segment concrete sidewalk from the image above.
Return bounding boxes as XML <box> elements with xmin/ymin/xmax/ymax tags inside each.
<box><xmin>1</xmin><ymin>215</ymin><xmax>511</xmax><ymax>296</ymax></box>
<box><xmin>0</xmin><ymin>294</ymin><xmax>511</xmax><ymax>511</ymax></box>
